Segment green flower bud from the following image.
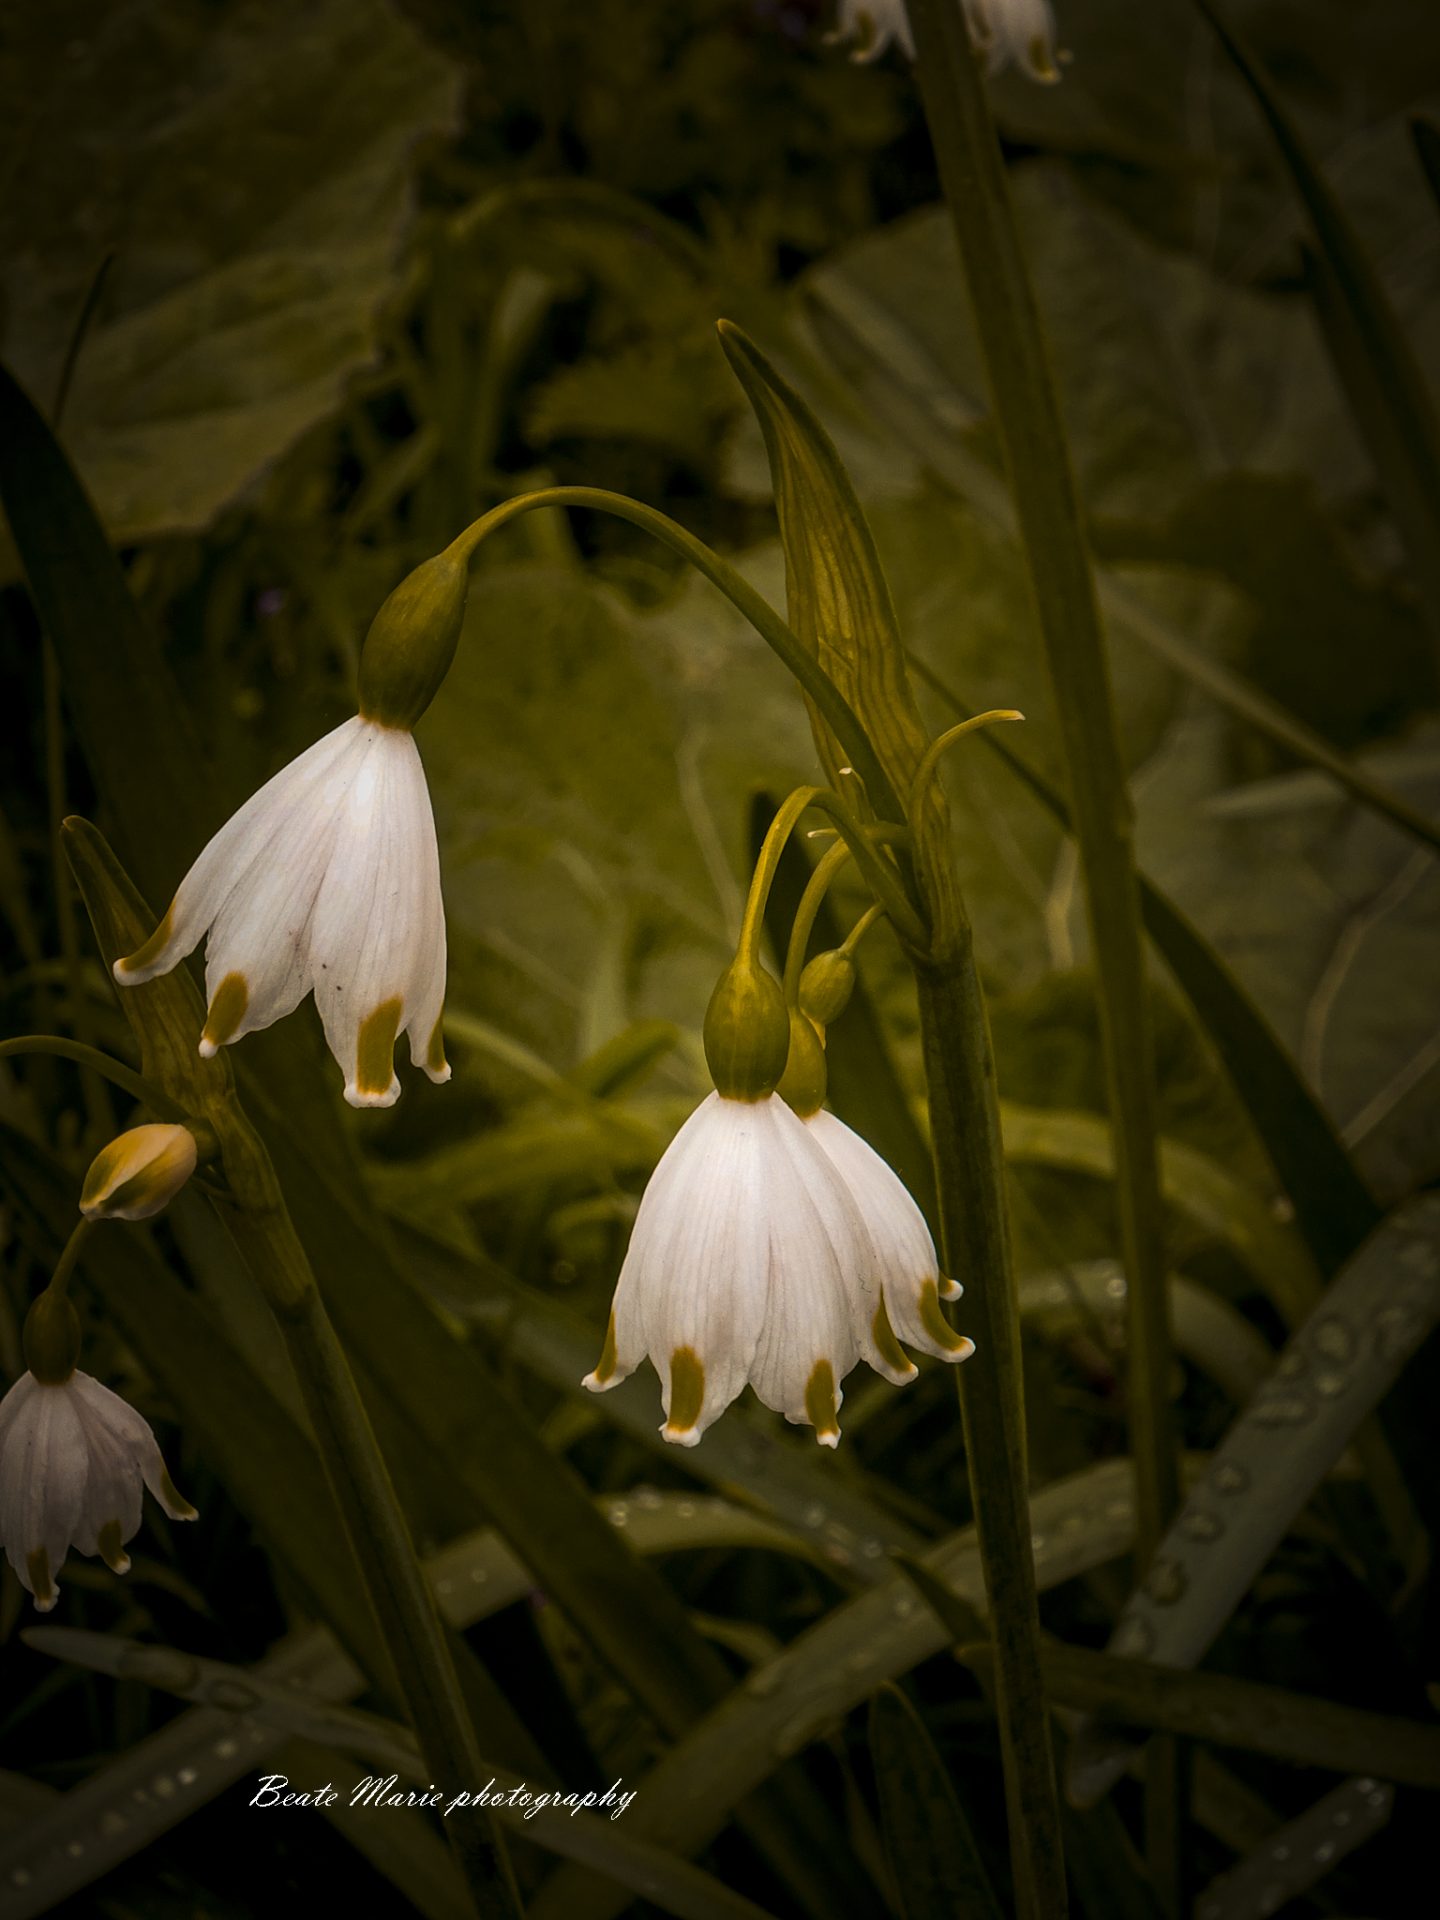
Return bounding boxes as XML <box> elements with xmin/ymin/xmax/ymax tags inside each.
<box><xmin>357</xmin><ymin>551</ymin><xmax>469</xmax><ymax>730</ymax></box>
<box><xmin>23</xmin><ymin>1291</ymin><xmax>81</xmax><ymax>1385</ymax></box>
<box><xmin>776</xmin><ymin>1008</ymin><xmax>828</xmax><ymax>1119</ymax></box>
<box><xmin>798</xmin><ymin>948</ymin><xmax>856</xmax><ymax>1028</ymax></box>
<box><xmin>703</xmin><ymin>957</ymin><xmax>790</xmax><ymax>1100</ymax></box>
<box><xmin>81</xmin><ymin>1124</ymin><xmax>199</xmax><ymax>1222</ymax></box>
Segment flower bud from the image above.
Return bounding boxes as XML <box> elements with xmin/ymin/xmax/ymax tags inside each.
<box><xmin>80</xmin><ymin>1124</ymin><xmax>198</xmax><ymax>1223</ymax></box>
<box><xmin>357</xmin><ymin>551</ymin><xmax>469</xmax><ymax>730</ymax></box>
<box><xmin>798</xmin><ymin>948</ymin><xmax>856</xmax><ymax>1028</ymax></box>
<box><xmin>776</xmin><ymin>1008</ymin><xmax>828</xmax><ymax>1119</ymax></box>
<box><xmin>23</xmin><ymin>1290</ymin><xmax>81</xmax><ymax>1385</ymax></box>
<box><xmin>703</xmin><ymin>957</ymin><xmax>790</xmax><ymax>1100</ymax></box>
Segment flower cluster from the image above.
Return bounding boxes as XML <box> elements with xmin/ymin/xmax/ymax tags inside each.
<box><xmin>830</xmin><ymin>0</ymin><xmax>1061</xmax><ymax>81</ymax></box>
<box><xmin>584</xmin><ymin>958</ymin><xmax>973</xmax><ymax>1448</ymax></box>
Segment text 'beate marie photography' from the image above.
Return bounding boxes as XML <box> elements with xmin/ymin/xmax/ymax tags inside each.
<box><xmin>249</xmin><ymin>1772</ymin><xmax>638</xmax><ymax>1821</ymax></box>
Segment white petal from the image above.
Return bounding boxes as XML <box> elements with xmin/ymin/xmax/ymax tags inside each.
<box><xmin>115</xmin><ymin>716</ymin><xmax>366</xmax><ymax>988</ymax></box>
<box><xmin>748</xmin><ymin>1101</ymin><xmax>871</xmax><ymax>1441</ymax></box>
<box><xmin>806</xmin><ymin>1109</ymin><xmax>974</xmax><ymax>1368</ymax></box>
<box><xmin>68</xmin><ymin>1374</ymin><xmax>195</xmax><ymax>1524</ymax></box>
<box><xmin>0</xmin><ymin>1381</ymin><xmax>87</xmax><ymax>1604</ymax></box>
<box><xmin>310</xmin><ymin>728</ymin><xmax>444</xmax><ymax>1106</ymax></box>
<box><xmin>831</xmin><ymin>0</ymin><xmax>913</xmax><ymax>61</ymax></box>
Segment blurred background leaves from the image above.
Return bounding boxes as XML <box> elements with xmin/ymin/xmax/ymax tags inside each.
<box><xmin>2</xmin><ymin>0</ymin><xmax>1439</xmax><ymax>1915</ymax></box>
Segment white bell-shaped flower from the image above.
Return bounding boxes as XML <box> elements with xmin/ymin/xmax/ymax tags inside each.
<box><xmin>583</xmin><ymin>1091</ymin><xmax>913</xmax><ymax>1448</ymax></box>
<box><xmin>829</xmin><ymin>0</ymin><xmax>1060</xmax><ymax>81</ymax></box>
<box><xmin>114</xmin><ymin>715</ymin><xmax>449</xmax><ymax>1109</ymax></box>
<box><xmin>0</xmin><ymin>1370</ymin><xmax>196</xmax><ymax>1611</ymax></box>
<box><xmin>802</xmin><ymin>1108</ymin><xmax>974</xmax><ymax>1368</ymax></box>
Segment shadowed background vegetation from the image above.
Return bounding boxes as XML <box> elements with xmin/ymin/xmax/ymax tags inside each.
<box><xmin>2</xmin><ymin>1</ymin><xmax>1439</xmax><ymax>1915</ymax></box>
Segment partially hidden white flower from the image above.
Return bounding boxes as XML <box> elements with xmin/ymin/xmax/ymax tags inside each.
<box><xmin>80</xmin><ymin>1124</ymin><xmax>197</xmax><ymax>1222</ymax></box>
<box><xmin>829</xmin><ymin>0</ymin><xmax>1060</xmax><ymax>82</ymax></box>
<box><xmin>965</xmin><ymin>0</ymin><xmax>1059</xmax><ymax>81</ymax></box>
<box><xmin>114</xmin><ymin>716</ymin><xmax>449</xmax><ymax>1109</ymax></box>
<box><xmin>0</xmin><ymin>1370</ymin><xmax>196</xmax><ymax>1611</ymax></box>
<box><xmin>583</xmin><ymin>1091</ymin><xmax>970</xmax><ymax>1447</ymax></box>
<box><xmin>829</xmin><ymin>0</ymin><xmax>914</xmax><ymax>62</ymax></box>
<box><xmin>802</xmin><ymin>1108</ymin><xmax>974</xmax><ymax>1367</ymax></box>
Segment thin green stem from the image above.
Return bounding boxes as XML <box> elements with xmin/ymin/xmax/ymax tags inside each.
<box><xmin>445</xmin><ymin>487</ymin><xmax>905</xmax><ymax>822</ymax></box>
<box><xmin>907</xmin><ymin>709</ymin><xmax>1024</xmax><ymax>819</ymax></box>
<box><xmin>211</xmin><ymin>1113</ymin><xmax>519</xmax><ymax>1918</ymax></box>
<box><xmin>43</xmin><ymin>1218</ymin><xmax>95</xmax><ymax>1306</ymax></box>
<box><xmin>912</xmin><ymin>954</ymin><xmax>1067</xmax><ymax>1918</ymax></box>
<box><xmin>0</xmin><ymin>1036</ymin><xmax>190</xmax><ymax>1123</ymax></box>
<box><xmin>783</xmin><ymin>840</ymin><xmax>852</xmax><ymax>1001</ymax></box>
<box><xmin>740</xmin><ymin>785</ymin><xmax>825</xmax><ymax>964</ymax></box>
<box><xmin>906</xmin><ymin>0</ymin><xmax>1179</xmax><ymax>1560</ymax></box>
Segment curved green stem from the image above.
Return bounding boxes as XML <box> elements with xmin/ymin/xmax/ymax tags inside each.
<box><xmin>740</xmin><ymin>786</ymin><xmax>825</xmax><ymax>965</ymax></box>
<box><xmin>0</xmin><ymin>1036</ymin><xmax>191</xmax><ymax>1124</ymax></box>
<box><xmin>445</xmin><ymin>487</ymin><xmax>904</xmax><ymax>822</ymax></box>
<box><xmin>783</xmin><ymin>840</ymin><xmax>852</xmax><ymax>1001</ymax></box>
<box><xmin>44</xmin><ymin>1218</ymin><xmax>95</xmax><ymax>1306</ymax></box>
<box><xmin>908</xmin><ymin>709</ymin><xmax>1024</xmax><ymax>819</ymax></box>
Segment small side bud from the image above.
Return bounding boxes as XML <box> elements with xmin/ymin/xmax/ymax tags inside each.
<box><xmin>798</xmin><ymin>948</ymin><xmax>856</xmax><ymax>1028</ymax></box>
<box><xmin>357</xmin><ymin>551</ymin><xmax>469</xmax><ymax>730</ymax></box>
<box><xmin>23</xmin><ymin>1291</ymin><xmax>80</xmax><ymax>1385</ymax></box>
<box><xmin>703</xmin><ymin>958</ymin><xmax>790</xmax><ymax>1100</ymax></box>
<box><xmin>80</xmin><ymin>1124</ymin><xmax>198</xmax><ymax>1223</ymax></box>
<box><xmin>776</xmin><ymin>1008</ymin><xmax>828</xmax><ymax>1118</ymax></box>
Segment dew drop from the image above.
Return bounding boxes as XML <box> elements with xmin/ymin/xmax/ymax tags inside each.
<box><xmin>1253</xmin><ymin>1392</ymin><xmax>1315</xmax><ymax>1427</ymax></box>
<box><xmin>803</xmin><ymin>1503</ymin><xmax>826</xmax><ymax>1529</ymax></box>
<box><xmin>65</xmin><ymin>1840</ymin><xmax>84</xmax><ymax>1858</ymax></box>
<box><xmin>636</xmin><ymin>1486</ymin><xmax>663</xmax><ymax>1510</ymax></box>
<box><xmin>1181</xmin><ymin>1508</ymin><xmax>1223</xmax><ymax>1543</ymax></box>
<box><xmin>1112</xmin><ymin>1615</ymin><xmax>1155</xmax><ymax>1658</ymax></box>
<box><xmin>675</xmin><ymin>1500</ymin><xmax>696</xmax><ymax>1519</ymax></box>
<box><xmin>100</xmin><ymin>1811</ymin><xmax>128</xmax><ymax>1836</ymax></box>
<box><xmin>470</xmin><ymin>1567</ymin><xmax>489</xmax><ymax>1585</ymax></box>
<box><xmin>1145</xmin><ymin>1558</ymin><xmax>1187</xmax><ymax>1605</ymax></box>
<box><xmin>1276</xmin><ymin>1349</ymin><xmax>1306</xmax><ymax>1379</ymax></box>
<box><xmin>1314</xmin><ymin>1840</ymin><xmax>1335</xmax><ymax>1864</ymax></box>
<box><xmin>9</xmin><ymin>1869</ymin><xmax>30</xmax><ymax>1887</ymax></box>
<box><xmin>1213</xmin><ymin>1462</ymin><xmax>1250</xmax><ymax>1495</ymax></box>
<box><xmin>1375</xmin><ymin>1305</ymin><xmax>1421</xmax><ymax>1362</ymax></box>
<box><xmin>178</xmin><ymin>1767</ymin><xmax>198</xmax><ymax>1786</ymax></box>
<box><xmin>1312</xmin><ymin>1317</ymin><xmax>1354</xmax><ymax>1363</ymax></box>
<box><xmin>1257</xmin><ymin>1885</ymin><xmax>1282</xmax><ymax>1915</ymax></box>
<box><xmin>861</xmin><ymin>1539</ymin><xmax>885</xmax><ymax>1560</ymax></box>
<box><xmin>1314</xmin><ymin>1369</ymin><xmax>1347</xmax><ymax>1398</ymax></box>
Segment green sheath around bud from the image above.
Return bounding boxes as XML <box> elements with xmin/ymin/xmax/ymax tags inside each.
<box><xmin>357</xmin><ymin>551</ymin><xmax>469</xmax><ymax>730</ymax></box>
<box><xmin>776</xmin><ymin>1008</ymin><xmax>828</xmax><ymax>1118</ymax></box>
<box><xmin>24</xmin><ymin>1291</ymin><xmax>81</xmax><ymax>1385</ymax></box>
<box><xmin>799</xmin><ymin>948</ymin><xmax>856</xmax><ymax>1028</ymax></box>
<box><xmin>703</xmin><ymin>957</ymin><xmax>790</xmax><ymax>1100</ymax></box>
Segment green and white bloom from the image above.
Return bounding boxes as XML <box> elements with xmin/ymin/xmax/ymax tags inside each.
<box><xmin>80</xmin><ymin>1123</ymin><xmax>198</xmax><ymax>1222</ymax></box>
<box><xmin>802</xmin><ymin>1107</ymin><xmax>974</xmax><ymax>1368</ymax></box>
<box><xmin>583</xmin><ymin>1090</ymin><xmax>922</xmax><ymax>1449</ymax></box>
<box><xmin>114</xmin><ymin>715</ymin><xmax>449</xmax><ymax>1109</ymax></box>
<box><xmin>831</xmin><ymin>0</ymin><xmax>1060</xmax><ymax>81</ymax></box>
<box><xmin>0</xmin><ymin>1369</ymin><xmax>195</xmax><ymax>1611</ymax></box>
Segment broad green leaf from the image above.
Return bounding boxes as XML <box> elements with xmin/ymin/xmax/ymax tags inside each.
<box><xmin>0</xmin><ymin>0</ymin><xmax>459</xmax><ymax>552</ymax></box>
<box><xmin>999</xmin><ymin>1101</ymin><xmax>1320</xmax><ymax>1324</ymax></box>
<box><xmin>1192</xmin><ymin>1778</ymin><xmax>1394</xmax><ymax>1920</ymax></box>
<box><xmin>1066</xmin><ymin>1192</ymin><xmax>1440</xmax><ymax>1807</ymax></box>
<box><xmin>959</xmin><ymin>1640</ymin><xmax>1440</xmax><ymax>1790</ymax></box>
<box><xmin>869</xmin><ymin>1687</ymin><xmax>1004</xmax><ymax>1920</ymax></box>
<box><xmin>24</xmin><ymin>1629</ymin><xmax>783</xmax><ymax>1920</ymax></box>
<box><xmin>527</xmin><ymin>1458</ymin><xmax>1150</xmax><ymax>1920</ymax></box>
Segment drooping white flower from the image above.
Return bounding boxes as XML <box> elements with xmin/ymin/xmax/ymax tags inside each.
<box><xmin>802</xmin><ymin>1108</ymin><xmax>974</xmax><ymax>1368</ymax></box>
<box><xmin>114</xmin><ymin>715</ymin><xmax>449</xmax><ymax>1109</ymax></box>
<box><xmin>829</xmin><ymin>0</ymin><xmax>1061</xmax><ymax>82</ymax></box>
<box><xmin>0</xmin><ymin>1370</ymin><xmax>196</xmax><ymax>1611</ymax></box>
<box><xmin>965</xmin><ymin>0</ymin><xmax>1059</xmax><ymax>81</ymax></box>
<box><xmin>80</xmin><ymin>1123</ymin><xmax>198</xmax><ymax>1222</ymax></box>
<box><xmin>829</xmin><ymin>0</ymin><xmax>914</xmax><ymax>62</ymax></box>
<box><xmin>584</xmin><ymin>1091</ymin><xmax>915</xmax><ymax>1448</ymax></box>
